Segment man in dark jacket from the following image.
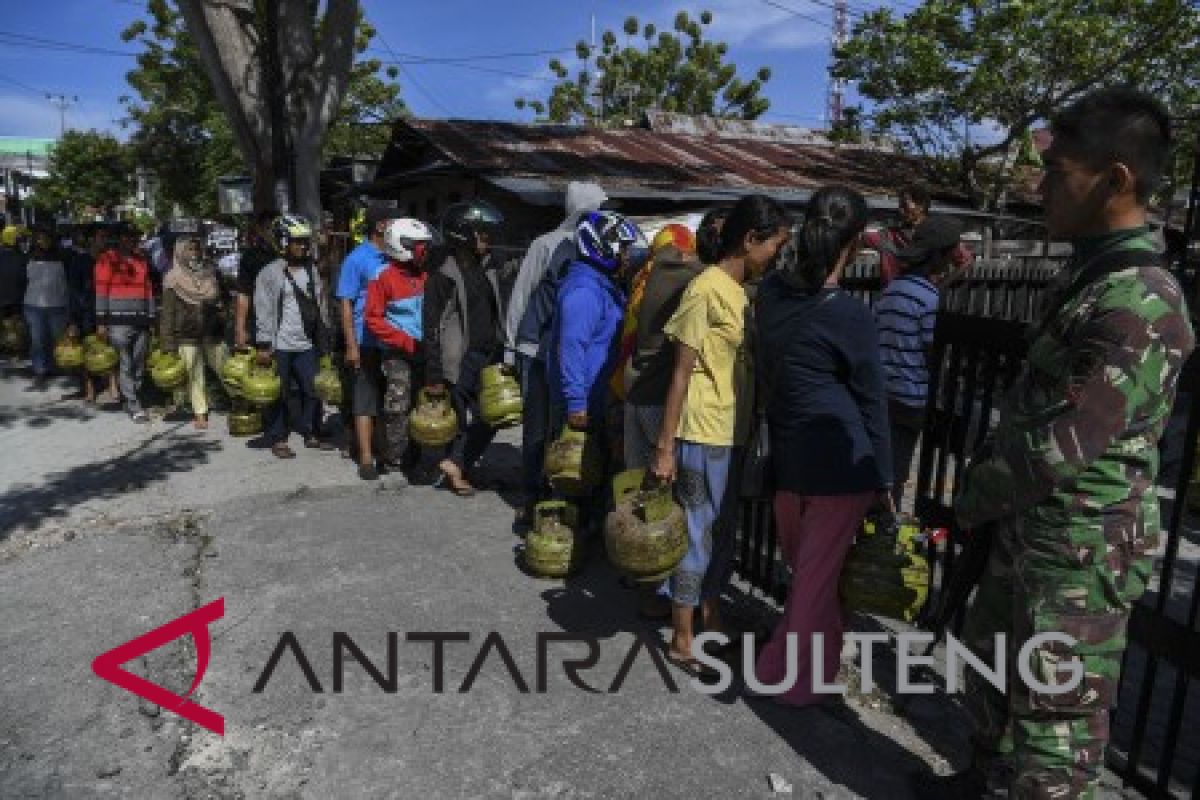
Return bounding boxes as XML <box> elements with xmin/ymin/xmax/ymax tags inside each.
<box><xmin>0</xmin><ymin>224</ymin><xmax>29</xmax><ymax>332</ymax></box>
<box><xmin>234</xmin><ymin>211</ymin><xmax>277</xmax><ymax>349</ymax></box>
<box><xmin>422</xmin><ymin>200</ymin><xmax>506</xmax><ymax>495</ymax></box>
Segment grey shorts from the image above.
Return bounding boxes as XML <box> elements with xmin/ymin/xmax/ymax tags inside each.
<box><xmin>350</xmin><ymin>349</ymin><xmax>384</xmax><ymax>417</ymax></box>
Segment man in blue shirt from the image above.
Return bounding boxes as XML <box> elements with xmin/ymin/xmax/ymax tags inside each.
<box><xmin>873</xmin><ymin>215</ymin><xmax>962</xmax><ymax>508</ymax></box>
<box><xmin>336</xmin><ymin>203</ymin><xmax>398</xmax><ymax>478</ymax></box>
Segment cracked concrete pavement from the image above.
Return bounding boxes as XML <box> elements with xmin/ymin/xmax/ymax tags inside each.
<box><xmin>0</xmin><ymin>362</ymin><xmax>1132</xmax><ymax>799</ymax></box>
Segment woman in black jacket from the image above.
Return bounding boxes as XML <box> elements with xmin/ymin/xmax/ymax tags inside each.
<box><xmin>750</xmin><ymin>186</ymin><xmax>894</xmax><ymax>706</ymax></box>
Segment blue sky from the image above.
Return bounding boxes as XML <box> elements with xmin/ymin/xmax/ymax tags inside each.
<box><xmin>0</xmin><ymin>0</ymin><xmax>906</xmax><ymax>140</ymax></box>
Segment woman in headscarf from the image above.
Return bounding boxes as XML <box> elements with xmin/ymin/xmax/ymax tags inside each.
<box><xmin>160</xmin><ymin>235</ymin><xmax>226</xmax><ymax>429</ymax></box>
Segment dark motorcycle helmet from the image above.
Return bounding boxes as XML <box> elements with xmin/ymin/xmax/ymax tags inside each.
<box><xmin>440</xmin><ymin>199</ymin><xmax>504</xmax><ymax>247</ymax></box>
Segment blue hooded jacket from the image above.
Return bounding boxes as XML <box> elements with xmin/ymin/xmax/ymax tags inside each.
<box><xmin>548</xmin><ymin>260</ymin><xmax>626</xmax><ymax>416</ymax></box>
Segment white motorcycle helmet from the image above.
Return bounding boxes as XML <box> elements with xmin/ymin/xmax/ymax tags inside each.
<box><xmin>382</xmin><ymin>217</ymin><xmax>435</xmax><ymax>263</ymax></box>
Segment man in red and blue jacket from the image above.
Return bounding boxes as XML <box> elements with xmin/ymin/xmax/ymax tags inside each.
<box><xmin>362</xmin><ymin>218</ymin><xmax>433</xmax><ymax>481</ymax></box>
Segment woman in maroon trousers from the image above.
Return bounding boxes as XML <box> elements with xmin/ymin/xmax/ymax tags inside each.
<box><xmin>750</xmin><ymin>186</ymin><xmax>894</xmax><ymax>705</ymax></box>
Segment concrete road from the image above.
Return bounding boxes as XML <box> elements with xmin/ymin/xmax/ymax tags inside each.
<box><xmin>0</xmin><ymin>361</ymin><xmax>992</xmax><ymax>799</ymax></box>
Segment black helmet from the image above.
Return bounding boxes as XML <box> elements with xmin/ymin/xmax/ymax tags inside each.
<box><xmin>441</xmin><ymin>199</ymin><xmax>504</xmax><ymax>246</ymax></box>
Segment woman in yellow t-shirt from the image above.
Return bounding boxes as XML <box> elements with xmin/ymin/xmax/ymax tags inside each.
<box><xmin>650</xmin><ymin>194</ymin><xmax>790</xmax><ymax>674</ymax></box>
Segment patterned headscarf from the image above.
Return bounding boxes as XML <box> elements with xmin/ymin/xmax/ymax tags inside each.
<box><xmin>164</xmin><ymin>235</ymin><xmax>218</xmax><ymax>305</ymax></box>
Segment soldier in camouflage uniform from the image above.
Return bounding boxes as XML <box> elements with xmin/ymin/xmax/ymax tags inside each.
<box><xmin>916</xmin><ymin>89</ymin><xmax>1196</xmax><ymax>799</ymax></box>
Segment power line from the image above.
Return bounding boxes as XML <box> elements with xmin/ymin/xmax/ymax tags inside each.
<box><xmin>369</xmin><ymin>46</ymin><xmax>572</xmax><ymax>65</ymax></box>
<box><xmin>382</xmin><ymin>59</ymin><xmax>557</xmax><ymax>82</ymax></box>
<box><xmin>0</xmin><ymin>72</ymin><xmax>45</xmax><ymax>96</ymax></box>
<box><xmin>0</xmin><ymin>30</ymin><xmax>137</xmax><ymax>57</ymax></box>
<box><xmin>372</xmin><ymin>28</ymin><xmax>456</xmax><ymax>118</ymax></box>
<box><xmin>757</xmin><ymin>0</ymin><xmax>833</xmax><ymax>29</ymax></box>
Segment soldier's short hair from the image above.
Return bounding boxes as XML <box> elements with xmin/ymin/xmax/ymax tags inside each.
<box><xmin>1051</xmin><ymin>87</ymin><xmax>1171</xmax><ymax>204</ymax></box>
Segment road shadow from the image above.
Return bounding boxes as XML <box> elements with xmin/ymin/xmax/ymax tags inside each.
<box><xmin>716</xmin><ymin>585</ymin><xmax>972</xmax><ymax>793</ymax></box>
<box><xmin>739</xmin><ymin>692</ymin><xmax>933</xmax><ymax>798</ymax></box>
<box><xmin>0</xmin><ymin>400</ymin><xmax>100</xmax><ymax>430</ymax></box>
<box><xmin>0</xmin><ymin>423</ymin><xmax>222</xmax><ymax>538</ymax></box>
<box><xmin>524</xmin><ymin>544</ymin><xmax>654</xmax><ymax>641</ymax></box>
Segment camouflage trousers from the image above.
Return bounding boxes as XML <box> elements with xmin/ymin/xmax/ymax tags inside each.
<box><xmin>962</xmin><ymin>514</ymin><xmax>1153</xmax><ymax>799</ymax></box>
<box><xmin>379</xmin><ymin>353</ymin><xmax>415</xmax><ymax>465</ymax></box>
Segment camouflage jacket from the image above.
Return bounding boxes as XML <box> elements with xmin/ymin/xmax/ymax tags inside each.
<box><xmin>955</xmin><ymin>228</ymin><xmax>1195</xmax><ymax>549</ymax></box>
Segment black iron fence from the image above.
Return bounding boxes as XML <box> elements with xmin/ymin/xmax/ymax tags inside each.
<box><xmin>731</xmin><ymin>258</ymin><xmax>1200</xmax><ymax>798</ymax></box>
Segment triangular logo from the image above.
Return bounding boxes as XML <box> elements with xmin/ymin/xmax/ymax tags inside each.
<box><xmin>92</xmin><ymin>597</ymin><xmax>225</xmax><ymax>736</ymax></box>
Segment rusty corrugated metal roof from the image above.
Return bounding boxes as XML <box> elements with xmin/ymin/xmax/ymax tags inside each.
<box><xmin>378</xmin><ymin>116</ymin><xmax>960</xmax><ymax>203</ymax></box>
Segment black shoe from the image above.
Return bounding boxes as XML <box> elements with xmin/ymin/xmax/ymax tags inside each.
<box><xmin>246</xmin><ymin>435</ymin><xmax>273</xmax><ymax>450</ymax></box>
<box><xmin>908</xmin><ymin>767</ymin><xmax>990</xmax><ymax>800</ymax></box>
<box><xmin>358</xmin><ymin>463</ymin><xmax>380</xmax><ymax>481</ymax></box>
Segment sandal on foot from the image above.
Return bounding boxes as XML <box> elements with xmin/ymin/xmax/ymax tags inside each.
<box><xmin>664</xmin><ymin>649</ymin><xmax>718</xmax><ymax>679</ymax></box>
<box><xmin>271</xmin><ymin>443</ymin><xmax>296</xmax><ymax>459</ymax></box>
<box><xmin>435</xmin><ymin>463</ymin><xmax>476</xmax><ymax>496</ymax></box>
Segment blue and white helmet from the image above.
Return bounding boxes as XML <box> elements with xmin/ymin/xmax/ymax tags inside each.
<box><xmin>575</xmin><ymin>211</ymin><xmax>646</xmax><ymax>272</ymax></box>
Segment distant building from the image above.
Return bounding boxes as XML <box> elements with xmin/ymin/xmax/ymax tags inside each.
<box><xmin>0</xmin><ymin>136</ymin><xmax>53</xmax><ymax>225</ymax></box>
<box><xmin>364</xmin><ymin>112</ymin><xmax>977</xmax><ymax>248</ymax></box>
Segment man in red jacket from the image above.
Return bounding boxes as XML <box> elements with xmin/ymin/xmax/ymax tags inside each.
<box><xmin>95</xmin><ymin>224</ymin><xmax>155</xmax><ymax>422</ymax></box>
<box><xmin>361</xmin><ymin>218</ymin><xmax>434</xmax><ymax>481</ymax></box>
<box><xmin>862</xmin><ymin>183</ymin><xmax>973</xmax><ymax>286</ymax></box>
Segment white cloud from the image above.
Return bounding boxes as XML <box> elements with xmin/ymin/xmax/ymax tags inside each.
<box><xmin>652</xmin><ymin>0</ymin><xmax>829</xmax><ymax>51</ymax></box>
<box><xmin>0</xmin><ymin>93</ymin><xmax>124</xmax><ymax>139</ymax></box>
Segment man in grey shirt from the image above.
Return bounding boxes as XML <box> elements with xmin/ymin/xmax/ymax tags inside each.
<box><xmin>253</xmin><ymin>215</ymin><xmax>334</xmax><ymax>459</ymax></box>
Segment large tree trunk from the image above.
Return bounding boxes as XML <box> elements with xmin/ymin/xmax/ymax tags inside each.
<box><xmin>177</xmin><ymin>0</ymin><xmax>277</xmax><ymax>214</ymax></box>
<box><xmin>276</xmin><ymin>0</ymin><xmax>359</xmax><ymax>225</ymax></box>
<box><xmin>179</xmin><ymin>0</ymin><xmax>358</xmax><ymax>219</ymax></box>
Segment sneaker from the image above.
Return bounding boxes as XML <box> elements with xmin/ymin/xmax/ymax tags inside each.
<box><xmin>130</xmin><ymin>410</ymin><xmax>150</xmax><ymax>424</ymax></box>
<box><xmin>358</xmin><ymin>463</ymin><xmax>380</xmax><ymax>481</ymax></box>
<box><xmin>304</xmin><ymin>436</ymin><xmax>336</xmax><ymax>451</ymax></box>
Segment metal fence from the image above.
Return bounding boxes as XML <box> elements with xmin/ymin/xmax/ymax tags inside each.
<box><xmin>731</xmin><ymin>258</ymin><xmax>1200</xmax><ymax>798</ymax></box>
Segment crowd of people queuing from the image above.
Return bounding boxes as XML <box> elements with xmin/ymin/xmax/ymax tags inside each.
<box><xmin>0</xmin><ymin>87</ymin><xmax>1194</xmax><ymax>799</ymax></box>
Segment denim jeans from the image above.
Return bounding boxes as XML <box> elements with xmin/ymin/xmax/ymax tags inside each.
<box><xmin>23</xmin><ymin>305</ymin><xmax>69</xmax><ymax>376</ymax></box>
<box><xmin>265</xmin><ymin>348</ymin><xmax>319</xmax><ymax>444</ymax></box>
<box><xmin>107</xmin><ymin>325</ymin><xmax>149</xmax><ymax>413</ymax></box>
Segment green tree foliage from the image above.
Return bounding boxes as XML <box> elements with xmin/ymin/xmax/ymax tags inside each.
<box><xmin>32</xmin><ymin>130</ymin><xmax>134</xmax><ymax>217</ymax></box>
<box><xmin>121</xmin><ymin>0</ymin><xmax>405</xmax><ymax>217</ymax></box>
<box><xmin>833</xmin><ymin>0</ymin><xmax>1200</xmax><ymax>208</ymax></box>
<box><xmin>120</xmin><ymin>0</ymin><xmax>240</xmax><ymax>218</ymax></box>
<box><xmin>516</xmin><ymin>10</ymin><xmax>771</xmax><ymax>123</ymax></box>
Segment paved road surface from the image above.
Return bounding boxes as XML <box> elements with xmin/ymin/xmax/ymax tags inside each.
<box><xmin>0</xmin><ymin>362</ymin><xmax>1131</xmax><ymax>799</ymax></box>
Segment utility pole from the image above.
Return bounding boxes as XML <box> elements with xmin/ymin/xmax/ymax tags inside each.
<box><xmin>826</xmin><ymin>0</ymin><xmax>848</xmax><ymax>127</ymax></box>
<box><xmin>45</xmin><ymin>93</ymin><xmax>79</xmax><ymax>137</ymax></box>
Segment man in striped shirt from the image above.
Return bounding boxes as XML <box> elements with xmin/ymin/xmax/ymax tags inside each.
<box><xmin>874</xmin><ymin>215</ymin><xmax>964</xmax><ymax>507</ymax></box>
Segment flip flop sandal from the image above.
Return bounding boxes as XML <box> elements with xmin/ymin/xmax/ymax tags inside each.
<box><xmin>664</xmin><ymin>650</ymin><xmax>718</xmax><ymax>679</ymax></box>
<box><xmin>434</xmin><ymin>468</ymin><xmax>477</xmax><ymax>496</ymax></box>
<box><xmin>271</xmin><ymin>443</ymin><xmax>296</xmax><ymax>459</ymax></box>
